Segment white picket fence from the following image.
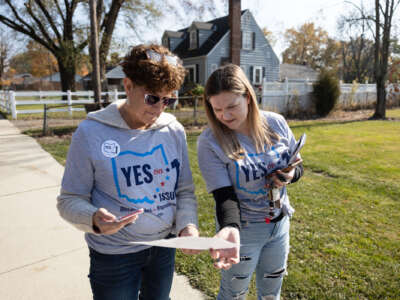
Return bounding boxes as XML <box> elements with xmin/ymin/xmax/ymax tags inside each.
<box><xmin>261</xmin><ymin>79</ymin><xmax>380</xmax><ymax>113</ymax></box>
<box><xmin>0</xmin><ymin>90</ymin><xmax>126</xmax><ymax>119</ymax></box>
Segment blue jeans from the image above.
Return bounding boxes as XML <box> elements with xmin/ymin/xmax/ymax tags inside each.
<box><xmin>88</xmin><ymin>246</ymin><xmax>176</xmax><ymax>300</ymax></box>
<box><xmin>218</xmin><ymin>216</ymin><xmax>290</xmax><ymax>300</ymax></box>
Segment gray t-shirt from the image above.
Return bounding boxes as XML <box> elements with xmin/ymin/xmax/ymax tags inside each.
<box><xmin>197</xmin><ymin>111</ymin><xmax>298</xmax><ymax>222</ymax></box>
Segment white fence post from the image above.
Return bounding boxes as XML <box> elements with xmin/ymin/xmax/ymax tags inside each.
<box><xmin>67</xmin><ymin>90</ymin><xmax>72</xmax><ymax>116</ymax></box>
<box><xmin>114</xmin><ymin>89</ymin><xmax>118</xmax><ymax>102</ymax></box>
<box><xmin>284</xmin><ymin>77</ymin><xmax>289</xmax><ymax>108</ymax></box>
<box><xmin>10</xmin><ymin>91</ymin><xmax>17</xmax><ymax>120</ymax></box>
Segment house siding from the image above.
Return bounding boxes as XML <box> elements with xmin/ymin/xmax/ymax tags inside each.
<box><xmin>240</xmin><ymin>11</ymin><xmax>279</xmax><ymax>83</ymax></box>
<box><xmin>205</xmin><ymin>11</ymin><xmax>279</xmax><ymax>85</ymax></box>
<box><xmin>167</xmin><ymin>10</ymin><xmax>280</xmax><ymax>88</ymax></box>
<box><xmin>206</xmin><ymin>32</ymin><xmax>230</xmax><ymax>80</ymax></box>
<box><xmin>182</xmin><ymin>56</ymin><xmax>207</xmax><ymax>86</ymax></box>
<box><xmin>198</xmin><ymin>29</ymin><xmax>213</xmax><ymax>48</ymax></box>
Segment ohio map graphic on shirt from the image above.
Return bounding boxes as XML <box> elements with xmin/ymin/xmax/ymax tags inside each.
<box><xmin>111</xmin><ymin>144</ymin><xmax>180</xmax><ymax>205</ymax></box>
<box><xmin>234</xmin><ymin>143</ymin><xmax>291</xmax><ymax>196</ymax></box>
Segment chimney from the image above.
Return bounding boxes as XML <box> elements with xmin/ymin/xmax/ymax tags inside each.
<box><xmin>229</xmin><ymin>0</ymin><xmax>241</xmax><ymax>65</ymax></box>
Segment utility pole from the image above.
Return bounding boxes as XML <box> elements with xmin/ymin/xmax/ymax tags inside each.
<box><xmin>229</xmin><ymin>0</ymin><xmax>241</xmax><ymax>66</ymax></box>
<box><xmin>89</xmin><ymin>0</ymin><xmax>101</xmax><ymax>105</ymax></box>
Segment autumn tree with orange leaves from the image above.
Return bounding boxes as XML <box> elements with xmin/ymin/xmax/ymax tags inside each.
<box><xmin>282</xmin><ymin>22</ymin><xmax>341</xmax><ymax>72</ymax></box>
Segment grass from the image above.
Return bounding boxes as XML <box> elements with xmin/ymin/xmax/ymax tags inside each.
<box><xmin>26</xmin><ymin>110</ymin><xmax>400</xmax><ymax>299</ymax></box>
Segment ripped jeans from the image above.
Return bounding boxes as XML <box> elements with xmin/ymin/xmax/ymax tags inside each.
<box><xmin>217</xmin><ymin>216</ymin><xmax>290</xmax><ymax>300</ymax></box>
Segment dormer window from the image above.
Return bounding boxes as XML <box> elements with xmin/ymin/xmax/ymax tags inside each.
<box><xmin>190</xmin><ymin>30</ymin><xmax>197</xmax><ymax>49</ymax></box>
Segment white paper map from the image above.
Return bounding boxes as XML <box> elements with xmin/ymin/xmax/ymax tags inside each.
<box><xmin>129</xmin><ymin>236</ymin><xmax>237</xmax><ymax>250</ymax></box>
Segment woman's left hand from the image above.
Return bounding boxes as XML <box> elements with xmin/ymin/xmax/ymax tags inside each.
<box><xmin>179</xmin><ymin>225</ymin><xmax>202</xmax><ymax>255</ymax></box>
<box><xmin>266</xmin><ymin>168</ymin><xmax>295</xmax><ymax>188</ymax></box>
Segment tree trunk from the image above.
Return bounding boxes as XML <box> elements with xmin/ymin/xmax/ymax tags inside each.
<box><xmin>58</xmin><ymin>61</ymin><xmax>76</xmax><ymax>100</ymax></box>
<box><xmin>372</xmin><ymin>77</ymin><xmax>387</xmax><ymax>119</ymax></box>
<box><xmin>90</xmin><ymin>0</ymin><xmax>102</xmax><ymax>104</ymax></box>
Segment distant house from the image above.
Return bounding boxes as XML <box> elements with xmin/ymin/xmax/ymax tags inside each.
<box><xmin>12</xmin><ymin>73</ymin><xmax>36</xmax><ymax>85</ymax></box>
<box><xmin>40</xmin><ymin>72</ymin><xmax>82</xmax><ymax>83</ymax></box>
<box><xmin>162</xmin><ymin>9</ymin><xmax>279</xmax><ymax>92</ymax></box>
<box><xmin>82</xmin><ymin>66</ymin><xmax>125</xmax><ymax>91</ymax></box>
<box><xmin>279</xmin><ymin>63</ymin><xmax>319</xmax><ymax>82</ymax></box>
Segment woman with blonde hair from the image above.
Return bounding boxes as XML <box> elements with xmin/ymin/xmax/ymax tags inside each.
<box><xmin>197</xmin><ymin>64</ymin><xmax>303</xmax><ymax>299</ymax></box>
<box><xmin>58</xmin><ymin>44</ymin><xmax>199</xmax><ymax>300</ymax></box>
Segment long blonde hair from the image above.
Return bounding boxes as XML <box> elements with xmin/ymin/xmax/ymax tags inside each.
<box><xmin>204</xmin><ymin>64</ymin><xmax>279</xmax><ymax>160</ymax></box>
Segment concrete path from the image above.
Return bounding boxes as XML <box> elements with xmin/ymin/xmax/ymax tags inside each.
<box><xmin>0</xmin><ymin>118</ymin><xmax>205</xmax><ymax>300</ymax></box>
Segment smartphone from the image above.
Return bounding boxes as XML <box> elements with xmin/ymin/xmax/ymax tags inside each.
<box><xmin>117</xmin><ymin>208</ymin><xmax>144</xmax><ymax>222</ymax></box>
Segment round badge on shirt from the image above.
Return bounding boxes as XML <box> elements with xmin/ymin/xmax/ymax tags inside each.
<box><xmin>101</xmin><ymin>140</ymin><xmax>120</xmax><ymax>158</ymax></box>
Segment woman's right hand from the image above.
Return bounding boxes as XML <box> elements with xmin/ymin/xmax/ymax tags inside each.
<box><xmin>210</xmin><ymin>226</ymin><xmax>240</xmax><ymax>270</ymax></box>
<box><xmin>92</xmin><ymin>208</ymin><xmax>139</xmax><ymax>235</ymax></box>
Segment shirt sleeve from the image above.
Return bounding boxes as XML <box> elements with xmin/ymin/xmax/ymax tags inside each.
<box><xmin>57</xmin><ymin>125</ymin><xmax>98</xmax><ymax>233</ymax></box>
<box><xmin>197</xmin><ymin>133</ymin><xmax>232</xmax><ymax>193</ymax></box>
<box><xmin>212</xmin><ymin>186</ymin><xmax>241</xmax><ymax>230</ymax></box>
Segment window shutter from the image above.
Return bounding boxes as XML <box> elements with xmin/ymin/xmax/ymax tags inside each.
<box><xmin>196</xmin><ymin>64</ymin><xmax>199</xmax><ymax>83</ymax></box>
<box><xmin>241</xmin><ymin>30</ymin><xmax>243</xmax><ymax>49</ymax></box>
<box><xmin>262</xmin><ymin>67</ymin><xmax>266</xmax><ymax>79</ymax></box>
<box><xmin>252</xmin><ymin>32</ymin><xmax>256</xmax><ymax>50</ymax></box>
<box><xmin>249</xmin><ymin>66</ymin><xmax>254</xmax><ymax>82</ymax></box>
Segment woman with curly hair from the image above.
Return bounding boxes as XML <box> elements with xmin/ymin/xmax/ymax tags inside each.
<box><xmin>57</xmin><ymin>44</ymin><xmax>199</xmax><ymax>300</ymax></box>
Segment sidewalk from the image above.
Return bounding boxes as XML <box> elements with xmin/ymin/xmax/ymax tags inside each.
<box><xmin>0</xmin><ymin>117</ymin><xmax>205</xmax><ymax>300</ymax></box>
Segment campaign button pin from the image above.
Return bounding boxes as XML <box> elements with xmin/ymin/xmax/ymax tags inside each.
<box><xmin>101</xmin><ymin>140</ymin><xmax>120</xmax><ymax>158</ymax></box>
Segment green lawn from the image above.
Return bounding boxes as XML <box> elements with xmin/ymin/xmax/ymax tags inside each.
<box><xmin>28</xmin><ymin>113</ymin><xmax>400</xmax><ymax>299</ymax></box>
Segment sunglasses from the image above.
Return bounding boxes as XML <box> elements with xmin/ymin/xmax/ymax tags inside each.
<box><xmin>145</xmin><ymin>49</ymin><xmax>179</xmax><ymax>66</ymax></box>
<box><xmin>144</xmin><ymin>94</ymin><xmax>177</xmax><ymax>106</ymax></box>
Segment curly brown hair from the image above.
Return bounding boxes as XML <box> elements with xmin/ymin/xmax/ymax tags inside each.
<box><xmin>121</xmin><ymin>44</ymin><xmax>186</xmax><ymax>94</ymax></box>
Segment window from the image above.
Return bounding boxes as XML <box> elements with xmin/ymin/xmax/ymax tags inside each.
<box><xmin>185</xmin><ymin>65</ymin><xmax>196</xmax><ymax>83</ymax></box>
<box><xmin>242</xmin><ymin>31</ymin><xmax>252</xmax><ymax>50</ymax></box>
<box><xmin>190</xmin><ymin>30</ymin><xmax>197</xmax><ymax>49</ymax></box>
<box><xmin>210</xmin><ymin>64</ymin><xmax>218</xmax><ymax>73</ymax></box>
<box><xmin>253</xmin><ymin>66</ymin><xmax>262</xmax><ymax>85</ymax></box>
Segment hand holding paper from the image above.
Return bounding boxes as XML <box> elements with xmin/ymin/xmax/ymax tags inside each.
<box><xmin>211</xmin><ymin>226</ymin><xmax>240</xmax><ymax>270</ymax></box>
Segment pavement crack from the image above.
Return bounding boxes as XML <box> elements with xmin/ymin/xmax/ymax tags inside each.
<box><xmin>0</xmin><ymin>247</ymin><xmax>85</xmax><ymax>276</ymax></box>
<box><xmin>0</xmin><ymin>185</ymin><xmax>61</xmax><ymax>198</ymax></box>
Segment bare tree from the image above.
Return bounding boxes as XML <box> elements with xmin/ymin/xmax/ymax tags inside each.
<box><xmin>0</xmin><ymin>1</ymin><xmax>88</xmax><ymax>92</ymax></box>
<box><xmin>0</xmin><ymin>28</ymin><xmax>14</xmax><ymax>86</ymax></box>
<box><xmin>338</xmin><ymin>12</ymin><xmax>375</xmax><ymax>83</ymax></box>
<box><xmin>344</xmin><ymin>0</ymin><xmax>400</xmax><ymax>119</ymax></box>
<box><xmin>0</xmin><ymin>1</ymin><xmax>221</xmax><ymax>93</ymax></box>
<box><xmin>372</xmin><ymin>0</ymin><xmax>400</xmax><ymax>118</ymax></box>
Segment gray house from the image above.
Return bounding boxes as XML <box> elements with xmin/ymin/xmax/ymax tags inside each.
<box><xmin>162</xmin><ymin>9</ymin><xmax>279</xmax><ymax>92</ymax></box>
